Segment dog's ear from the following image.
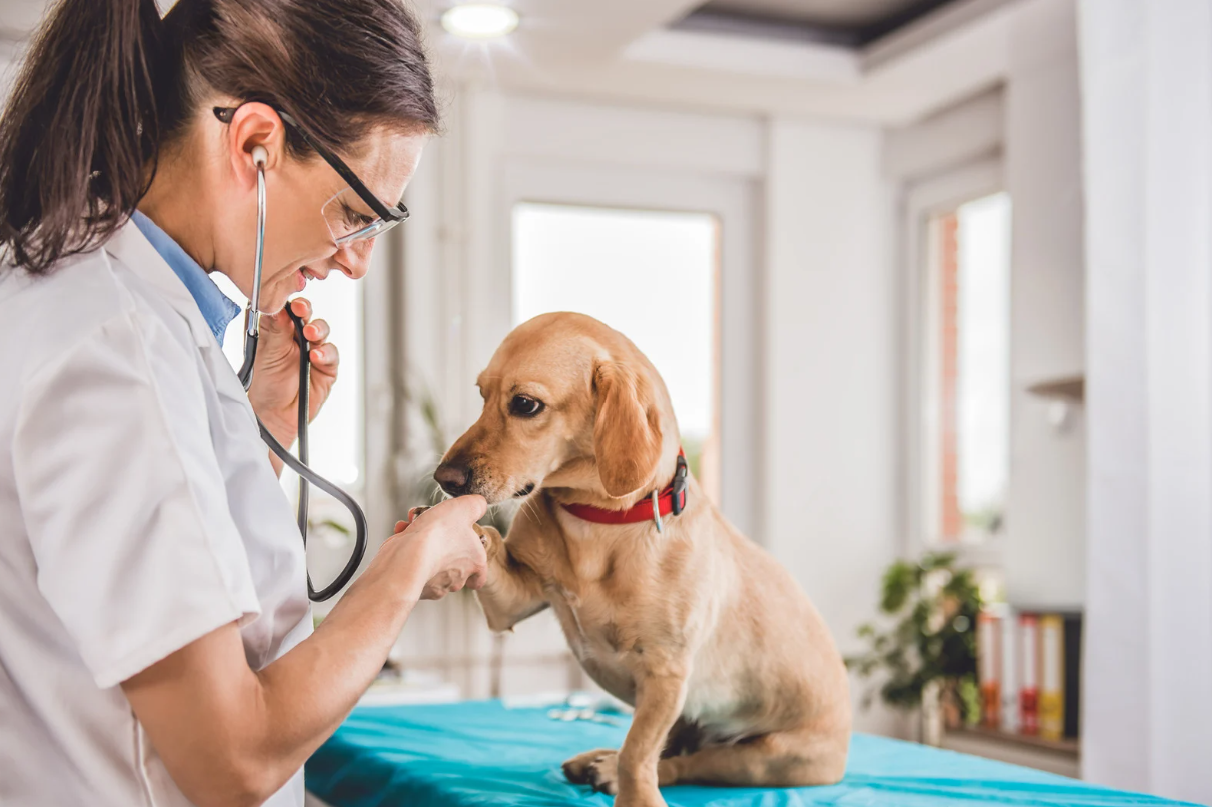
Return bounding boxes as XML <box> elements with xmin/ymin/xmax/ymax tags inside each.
<box><xmin>592</xmin><ymin>360</ymin><xmax>663</xmax><ymax>498</ymax></box>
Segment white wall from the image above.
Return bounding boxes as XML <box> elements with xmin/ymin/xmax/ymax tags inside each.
<box><xmin>1003</xmin><ymin>0</ymin><xmax>1087</xmax><ymax>609</ymax></box>
<box><xmin>884</xmin><ymin>87</ymin><xmax>1004</xmax><ymax>183</ymax></box>
<box><xmin>763</xmin><ymin>118</ymin><xmax>899</xmax><ymax>736</ymax></box>
<box><xmin>0</xmin><ymin>35</ymin><xmax>24</xmax><ymax>100</ymax></box>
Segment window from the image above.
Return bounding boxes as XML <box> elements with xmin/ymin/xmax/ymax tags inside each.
<box><xmin>215</xmin><ymin>272</ymin><xmax>365</xmax><ymax>490</ymax></box>
<box><xmin>511</xmin><ymin>202</ymin><xmax>721</xmax><ymax>501</ymax></box>
<box><xmin>921</xmin><ymin>192</ymin><xmax>1011</xmax><ymax>546</ymax></box>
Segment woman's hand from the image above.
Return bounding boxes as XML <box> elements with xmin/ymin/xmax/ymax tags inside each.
<box><xmin>246</xmin><ymin>297</ymin><xmax>338</xmax><ymax>448</ymax></box>
<box><xmin>401</xmin><ymin>502</ymin><xmax>491</xmax><ymax>600</ymax></box>
<box><xmin>362</xmin><ymin>496</ymin><xmax>489</xmax><ymax>603</ymax></box>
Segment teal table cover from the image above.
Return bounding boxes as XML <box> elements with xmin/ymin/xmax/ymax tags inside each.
<box><xmin>306</xmin><ymin>700</ymin><xmax>1200</xmax><ymax>807</ymax></box>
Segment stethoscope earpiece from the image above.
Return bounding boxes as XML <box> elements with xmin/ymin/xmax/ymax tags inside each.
<box><xmin>251</xmin><ymin>145</ymin><xmax>268</xmax><ymax>168</ymax></box>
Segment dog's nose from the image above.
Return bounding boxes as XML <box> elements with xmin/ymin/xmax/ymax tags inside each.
<box><xmin>434</xmin><ymin>462</ymin><xmax>471</xmax><ymax>496</ymax></box>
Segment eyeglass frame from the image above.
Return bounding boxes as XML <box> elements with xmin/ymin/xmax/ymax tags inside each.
<box><xmin>213</xmin><ymin>105</ymin><xmax>410</xmax><ymax>244</ymax></box>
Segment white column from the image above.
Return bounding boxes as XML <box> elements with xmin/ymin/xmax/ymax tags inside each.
<box><xmin>763</xmin><ymin>118</ymin><xmax>898</xmax><ymax>735</ymax></box>
<box><xmin>1080</xmin><ymin>0</ymin><xmax>1212</xmax><ymax>801</ymax></box>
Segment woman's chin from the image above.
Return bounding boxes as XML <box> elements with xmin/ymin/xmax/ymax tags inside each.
<box><xmin>257</xmin><ymin>289</ymin><xmax>290</xmax><ymax>315</ymax></box>
<box><xmin>258</xmin><ymin>276</ymin><xmax>302</xmax><ymax>314</ymax></box>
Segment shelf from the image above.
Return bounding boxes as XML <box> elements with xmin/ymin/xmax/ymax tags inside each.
<box><xmin>1025</xmin><ymin>375</ymin><xmax>1084</xmax><ymax>403</ymax></box>
<box><xmin>948</xmin><ymin>725</ymin><xmax>1080</xmax><ymax>758</ymax></box>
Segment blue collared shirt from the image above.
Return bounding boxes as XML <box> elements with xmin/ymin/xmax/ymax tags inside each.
<box><xmin>131</xmin><ymin>210</ymin><xmax>241</xmax><ymax>346</ymax></box>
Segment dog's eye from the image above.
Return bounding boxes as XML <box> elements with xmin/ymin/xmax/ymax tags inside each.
<box><xmin>509</xmin><ymin>394</ymin><xmax>544</xmax><ymax>418</ymax></box>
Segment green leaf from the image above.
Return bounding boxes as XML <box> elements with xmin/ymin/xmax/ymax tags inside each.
<box><xmin>310</xmin><ymin>518</ymin><xmax>351</xmax><ymax>536</ymax></box>
<box><xmin>880</xmin><ymin>561</ymin><xmax>916</xmax><ymax>613</ymax></box>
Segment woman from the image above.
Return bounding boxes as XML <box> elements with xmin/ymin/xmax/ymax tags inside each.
<box><xmin>0</xmin><ymin>1</ymin><xmax>487</xmax><ymax>806</ymax></box>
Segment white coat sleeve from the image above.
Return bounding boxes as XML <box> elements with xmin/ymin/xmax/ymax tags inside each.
<box><xmin>13</xmin><ymin>308</ymin><xmax>262</xmax><ymax>690</ymax></box>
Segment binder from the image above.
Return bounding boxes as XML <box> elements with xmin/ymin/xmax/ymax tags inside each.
<box><xmin>976</xmin><ymin>611</ymin><xmax>1000</xmax><ymax>727</ymax></box>
<box><xmin>999</xmin><ymin>609</ymin><xmax>1019</xmax><ymax>733</ymax></box>
<box><xmin>1019</xmin><ymin>614</ymin><xmax>1039</xmax><ymax>735</ymax></box>
<box><xmin>1063</xmin><ymin>613</ymin><xmax>1082</xmax><ymax>739</ymax></box>
<box><xmin>1039</xmin><ymin>615</ymin><xmax>1064</xmax><ymax>741</ymax></box>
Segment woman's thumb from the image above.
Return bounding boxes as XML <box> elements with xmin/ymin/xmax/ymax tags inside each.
<box><xmin>439</xmin><ymin>493</ymin><xmax>487</xmax><ymax>523</ymax></box>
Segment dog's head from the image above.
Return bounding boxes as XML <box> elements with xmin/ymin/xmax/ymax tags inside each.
<box><xmin>435</xmin><ymin>312</ymin><xmax>677</xmax><ymax>506</ymax></box>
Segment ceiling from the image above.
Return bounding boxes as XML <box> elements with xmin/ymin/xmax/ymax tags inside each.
<box><xmin>702</xmin><ymin>0</ymin><xmax>937</xmax><ymax>28</ymax></box>
<box><xmin>684</xmin><ymin>0</ymin><xmax>961</xmax><ymax>45</ymax></box>
<box><xmin>1</xmin><ymin>0</ymin><xmax>1019</xmax><ymax>126</ymax></box>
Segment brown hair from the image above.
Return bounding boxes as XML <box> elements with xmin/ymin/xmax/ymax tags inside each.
<box><xmin>0</xmin><ymin>0</ymin><xmax>439</xmax><ymax>275</ymax></box>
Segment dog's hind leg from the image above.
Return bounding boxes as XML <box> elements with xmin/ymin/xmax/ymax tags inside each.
<box><xmin>656</xmin><ymin>728</ymin><xmax>848</xmax><ymax>788</ymax></box>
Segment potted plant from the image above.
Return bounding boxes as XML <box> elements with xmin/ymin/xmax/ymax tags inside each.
<box><xmin>845</xmin><ymin>552</ymin><xmax>982</xmax><ymax>745</ymax></box>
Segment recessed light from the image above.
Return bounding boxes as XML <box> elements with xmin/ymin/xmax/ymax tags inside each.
<box><xmin>441</xmin><ymin>3</ymin><xmax>520</xmax><ymax>40</ymax></box>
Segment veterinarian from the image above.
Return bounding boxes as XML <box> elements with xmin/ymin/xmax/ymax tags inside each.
<box><xmin>0</xmin><ymin>1</ymin><xmax>487</xmax><ymax>805</ymax></box>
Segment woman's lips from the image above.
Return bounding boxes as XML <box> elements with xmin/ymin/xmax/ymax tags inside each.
<box><xmin>292</xmin><ymin>267</ymin><xmax>327</xmax><ymax>293</ymax></box>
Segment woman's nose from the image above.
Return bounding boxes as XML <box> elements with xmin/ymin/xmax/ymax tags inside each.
<box><xmin>335</xmin><ymin>239</ymin><xmax>374</xmax><ymax>280</ymax></box>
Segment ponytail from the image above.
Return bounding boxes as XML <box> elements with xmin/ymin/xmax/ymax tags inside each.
<box><xmin>0</xmin><ymin>0</ymin><xmax>163</xmax><ymax>275</ymax></box>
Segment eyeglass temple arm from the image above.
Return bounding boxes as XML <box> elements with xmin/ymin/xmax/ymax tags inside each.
<box><xmin>213</xmin><ymin>105</ymin><xmax>405</xmax><ymax>223</ymax></box>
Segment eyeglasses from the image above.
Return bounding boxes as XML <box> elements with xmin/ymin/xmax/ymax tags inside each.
<box><xmin>213</xmin><ymin>105</ymin><xmax>410</xmax><ymax>246</ymax></box>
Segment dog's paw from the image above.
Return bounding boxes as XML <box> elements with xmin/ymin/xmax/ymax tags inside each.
<box><xmin>562</xmin><ymin>748</ymin><xmax>618</xmax><ymax>792</ymax></box>
<box><xmin>471</xmin><ymin>521</ymin><xmax>490</xmax><ymax>549</ymax></box>
<box><xmin>587</xmin><ymin>752</ymin><xmax>620</xmax><ymax>795</ymax></box>
<box><xmin>475</xmin><ymin>522</ymin><xmax>505</xmax><ymax>556</ymax></box>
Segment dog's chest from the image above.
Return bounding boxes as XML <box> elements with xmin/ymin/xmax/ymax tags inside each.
<box><xmin>544</xmin><ymin>584</ymin><xmax>641</xmax><ymax>699</ymax></box>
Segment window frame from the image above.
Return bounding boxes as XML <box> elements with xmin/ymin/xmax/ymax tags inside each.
<box><xmin>901</xmin><ymin>158</ymin><xmax>1007</xmax><ymax>569</ymax></box>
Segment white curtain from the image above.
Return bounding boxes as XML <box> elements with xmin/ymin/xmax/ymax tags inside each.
<box><xmin>1080</xmin><ymin>0</ymin><xmax>1212</xmax><ymax>802</ymax></box>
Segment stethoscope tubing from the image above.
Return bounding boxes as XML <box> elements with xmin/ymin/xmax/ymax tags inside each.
<box><xmin>239</xmin><ymin>159</ymin><xmax>369</xmax><ymax>602</ymax></box>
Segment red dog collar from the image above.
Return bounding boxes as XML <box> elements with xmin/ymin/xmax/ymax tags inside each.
<box><xmin>561</xmin><ymin>449</ymin><xmax>689</xmax><ymax>532</ymax></box>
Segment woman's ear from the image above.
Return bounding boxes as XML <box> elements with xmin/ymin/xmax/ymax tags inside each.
<box><xmin>592</xmin><ymin>360</ymin><xmax>663</xmax><ymax>498</ymax></box>
<box><xmin>224</xmin><ymin>101</ymin><xmax>287</xmax><ymax>188</ymax></box>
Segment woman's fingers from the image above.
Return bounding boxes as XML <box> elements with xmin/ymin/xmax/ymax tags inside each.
<box><xmin>288</xmin><ymin>297</ymin><xmax>312</xmax><ymax>321</ymax></box>
<box><xmin>309</xmin><ymin>342</ymin><xmax>339</xmax><ymax>376</ymax></box>
<box><xmin>283</xmin><ymin>298</ymin><xmax>327</xmax><ymax>344</ymax></box>
<box><xmin>302</xmin><ymin>317</ymin><xmax>330</xmax><ymax>344</ymax></box>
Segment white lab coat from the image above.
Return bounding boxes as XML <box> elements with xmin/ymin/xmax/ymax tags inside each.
<box><xmin>0</xmin><ymin>221</ymin><xmax>311</xmax><ymax>806</ymax></box>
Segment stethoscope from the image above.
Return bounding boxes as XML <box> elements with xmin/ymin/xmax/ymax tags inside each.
<box><xmin>235</xmin><ymin>145</ymin><xmax>368</xmax><ymax>602</ymax></box>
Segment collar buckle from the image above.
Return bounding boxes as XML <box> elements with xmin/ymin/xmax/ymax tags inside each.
<box><xmin>671</xmin><ymin>452</ymin><xmax>689</xmax><ymax>516</ymax></box>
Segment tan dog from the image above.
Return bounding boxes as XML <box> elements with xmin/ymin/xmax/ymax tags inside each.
<box><xmin>433</xmin><ymin>312</ymin><xmax>850</xmax><ymax>807</ymax></box>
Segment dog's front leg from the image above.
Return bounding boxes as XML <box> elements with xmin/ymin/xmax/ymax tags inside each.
<box><xmin>614</xmin><ymin>663</ymin><xmax>689</xmax><ymax>807</ymax></box>
<box><xmin>474</xmin><ymin>524</ymin><xmax>549</xmax><ymax>632</ymax></box>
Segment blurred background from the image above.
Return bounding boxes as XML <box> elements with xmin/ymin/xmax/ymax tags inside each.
<box><xmin>2</xmin><ymin>0</ymin><xmax>1209</xmax><ymax>802</ymax></box>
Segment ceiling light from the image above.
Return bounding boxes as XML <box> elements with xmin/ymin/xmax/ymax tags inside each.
<box><xmin>441</xmin><ymin>4</ymin><xmax>519</xmax><ymax>40</ymax></box>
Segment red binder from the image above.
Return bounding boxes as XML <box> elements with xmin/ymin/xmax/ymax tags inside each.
<box><xmin>1019</xmin><ymin>614</ymin><xmax>1039</xmax><ymax>735</ymax></box>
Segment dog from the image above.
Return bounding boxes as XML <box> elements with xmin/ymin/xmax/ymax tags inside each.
<box><xmin>430</xmin><ymin>312</ymin><xmax>850</xmax><ymax>807</ymax></box>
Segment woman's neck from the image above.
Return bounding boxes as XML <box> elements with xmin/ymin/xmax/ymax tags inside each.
<box><xmin>137</xmin><ymin>139</ymin><xmax>217</xmax><ymax>271</ymax></box>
